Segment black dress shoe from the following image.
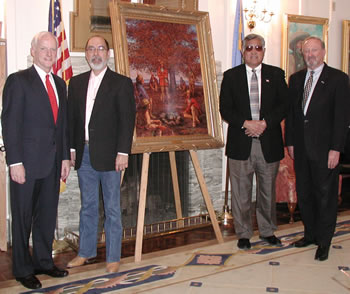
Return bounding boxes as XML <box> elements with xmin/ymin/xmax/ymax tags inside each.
<box><xmin>35</xmin><ymin>265</ymin><xmax>69</xmax><ymax>278</ymax></box>
<box><xmin>260</xmin><ymin>235</ymin><xmax>282</xmax><ymax>246</ymax></box>
<box><xmin>293</xmin><ymin>237</ymin><xmax>315</xmax><ymax>248</ymax></box>
<box><xmin>237</xmin><ymin>238</ymin><xmax>251</xmax><ymax>249</ymax></box>
<box><xmin>315</xmin><ymin>245</ymin><xmax>330</xmax><ymax>261</ymax></box>
<box><xmin>16</xmin><ymin>274</ymin><xmax>42</xmax><ymax>289</ymax></box>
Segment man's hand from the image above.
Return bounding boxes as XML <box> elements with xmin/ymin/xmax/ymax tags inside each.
<box><xmin>328</xmin><ymin>150</ymin><xmax>340</xmax><ymax>169</ymax></box>
<box><xmin>287</xmin><ymin>146</ymin><xmax>294</xmax><ymax>160</ymax></box>
<box><xmin>10</xmin><ymin>164</ymin><xmax>26</xmax><ymax>184</ymax></box>
<box><xmin>115</xmin><ymin>154</ymin><xmax>128</xmax><ymax>172</ymax></box>
<box><xmin>61</xmin><ymin>160</ymin><xmax>71</xmax><ymax>181</ymax></box>
<box><xmin>243</xmin><ymin>120</ymin><xmax>267</xmax><ymax>137</ymax></box>
<box><xmin>70</xmin><ymin>151</ymin><xmax>76</xmax><ymax>167</ymax></box>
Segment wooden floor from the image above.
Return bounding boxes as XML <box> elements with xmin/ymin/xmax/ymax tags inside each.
<box><xmin>0</xmin><ymin>200</ymin><xmax>349</xmax><ymax>283</ymax></box>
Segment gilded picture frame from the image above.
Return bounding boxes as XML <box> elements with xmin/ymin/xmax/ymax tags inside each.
<box><xmin>341</xmin><ymin>20</ymin><xmax>350</xmax><ymax>75</ymax></box>
<box><xmin>281</xmin><ymin>14</ymin><xmax>328</xmax><ymax>81</ymax></box>
<box><xmin>109</xmin><ymin>0</ymin><xmax>223</xmax><ymax>154</ymax></box>
<box><xmin>70</xmin><ymin>0</ymin><xmax>198</xmax><ymax>52</ymax></box>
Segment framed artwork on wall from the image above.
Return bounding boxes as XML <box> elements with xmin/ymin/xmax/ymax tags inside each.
<box><xmin>70</xmin><ymin>0</ymin><xmax>198</xmax><ymax>52</ymax></box>
<box><xmin>281</xmin><ymin>14</ymin><xmax>328</xmax><ymax>81</ymax></box>
<box><xmin>109</xmin><ymin>0</ymin><xmax>223</xmax><ymax>154</ymax></box>
<box><xmin>341</xmin><ymin>20</ymin><xmax>350</xmax><ymax>75</ymax></box>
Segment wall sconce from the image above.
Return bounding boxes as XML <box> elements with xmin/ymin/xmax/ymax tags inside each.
<box><xmin>243</xmin><ymin>0</ymin><xmax>274</xmax><ymax>30</ymax></box>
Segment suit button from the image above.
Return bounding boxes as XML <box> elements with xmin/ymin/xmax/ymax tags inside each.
<box><xmin>304</xmin><ymin>119</ymin><xmax>309</xmax><ymax>124</ymax></box>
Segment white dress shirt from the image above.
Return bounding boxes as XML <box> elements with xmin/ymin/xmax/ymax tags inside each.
<box><xmin>85</xmin><ymin>67</ymin><xmax>107</xmax><ymax>141</ymax></box>
<box><xmin>303</xmin><ymin>63</ymin><xmax>324</xmax><ymax>115</ymax></box>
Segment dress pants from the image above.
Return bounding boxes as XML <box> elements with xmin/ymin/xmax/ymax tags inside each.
<box><xmin>294</xmin><ymin>150</ymin><xmax>339</xmax><ymax>246</ymax></box>
<box><xmin>229</xmin><ymin>139</ymin><xmax>279</xmax><ymax>239</ymax></box>
<box><xmin>10</xmin><ymin>163</ymin><xmax>59</xmax><ymax>278</ymax></box>
<box><xmin>77</xmin><ymin>144</ymin><xmax>122</xmax><ymax>263</ymax></box>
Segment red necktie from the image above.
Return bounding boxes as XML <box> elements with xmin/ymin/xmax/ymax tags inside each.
<box><xmin>45</xmin><ymin>74</ymin><xmax>58</xmax><ymax>124</ymax></box>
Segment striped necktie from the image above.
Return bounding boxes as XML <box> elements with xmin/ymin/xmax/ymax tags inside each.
<box><xmin>250</xmin><ymin>69</ymin><xmax>259</xmax><ymax>120</ymax></box>
<box><xmin>302</xmin><ymin>71</ymin><xmax>314</xmax><ymax>113</ymax></box>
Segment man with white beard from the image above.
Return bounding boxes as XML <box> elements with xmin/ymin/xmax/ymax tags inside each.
<box><xmin>66</xmin><ymin>35</ymin><xmax>135</xmax><ymax>273</ymax></box>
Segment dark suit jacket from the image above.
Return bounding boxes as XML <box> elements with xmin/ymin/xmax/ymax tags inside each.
<box><xmin>1</xmin><ymin>66</ymin><xmax>69</xmax><ymax>178</ymax></box>
<box><xmin>68</xmin><ymin>67</ymin><xmax>136</xmax><ymax>171</ymax></box>
<box><xmin>220</xmin><ymin>63</ymin><xmax>289</xmax><ymax>163</ymax></box>
<box><xmin>285</xmin><ymin>63</ymin><xmax>350</xmax><ymax>167</ymax></box>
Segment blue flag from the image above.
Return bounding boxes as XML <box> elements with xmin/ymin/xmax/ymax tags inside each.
<box><xmin>232</xmin><ymin>0</ymin><xmax>244</xmax><ymax>67</ymax></box>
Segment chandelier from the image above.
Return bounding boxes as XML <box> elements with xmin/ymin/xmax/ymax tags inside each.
<box><xmin>243</xmin><ymin>0</ymin><xmax>274</xmax><ymax>30</ymax></box>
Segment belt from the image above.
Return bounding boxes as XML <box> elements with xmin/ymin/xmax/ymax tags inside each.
<box><xmin>252</xmin><ymin>137</ymin><xmax>260</xmax><ymax>140</ymax></box>
<box><xmin>84</xmin><ymin>140</ymin><xmax>89</xmax><ymax>145</ymax></box>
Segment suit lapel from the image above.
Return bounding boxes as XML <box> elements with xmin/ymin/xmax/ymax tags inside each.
<box><xmin>28</xmin><ymin>66</ymin><xmax>56</xmax><ymax>125</ymax></box>
<box><xmin>259</xmin><ymin>64</ymin><xmax>274</xmax><ymax>117</ymax></box>
<box><xmin>78</xmin><ymin>72</ymin><xmax>91</xmax><ymax>126</ymax></box>
<box><xmin>295</xmin><ymin>69</ymin><xmax>307</xmax><ymax>110</ymax></box>
<box><xmin>90</xmin><ymin>68</ymin><xmax>111</xmax><ymax>121</ymax></box>
<box><xmin>307</xmin><ymin>65</ymin><xmax>328</xmax><ymax>114</ymax></box>
<box><xmin>237</xmin><ymin>65</ymin><xmax>251</xmax><ymax>116</ymax></box>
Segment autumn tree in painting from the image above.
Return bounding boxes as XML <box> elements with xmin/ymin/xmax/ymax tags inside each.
<box><xmin>125</xmin><ymin>19</ymin><xmax>201</xmax><ymax>92</ymax></box>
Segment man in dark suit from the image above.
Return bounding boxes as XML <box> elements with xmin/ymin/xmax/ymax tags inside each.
<box><xmin>67</xmin><ymin>35</ymin><xmax>135</xmax><ymax>273</ymax></box>
<box><xmin>220</xmin><ymin>34</ymin><xmax>289</xmax><ymax>250</ymax></box>
<box><xmin>285</xmin><ymin>36</ymin><xmax>350</xmax><ymax>261</ymax></box>
<box><xmin>1</xmin><ymin>32</ymin><xmax>70</xmax><ymax>289</ymax></box>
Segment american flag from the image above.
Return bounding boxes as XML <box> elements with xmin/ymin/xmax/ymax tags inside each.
<box><xmin>48</xmin><ymin>0</ymin><xmax>73</xmax><ymax>84</ymax></box>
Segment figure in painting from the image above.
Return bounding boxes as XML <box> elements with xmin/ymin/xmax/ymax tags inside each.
<box><xmin>135</xmin><ymin>73</ymin><xmax>153</xmax><ymax>117</ymax></box>
<box><xmin>178</xmin><ymin>76</ymin><xmax>187</xmax><ymax>92</ymax></box>
<box><xmin>137</xmin><ymin>98</ymin><xmax>165</xmax><ymax>136</ymax></box>
<box><xmin>188</xmin><ymin>70</ymin><xmax>196</xmax><ymax>96</ymax></box>
<box><xmin>288</xmin><ymin>31</ymin><xmax>310</xmax><ymax>78</ymax></box>
<box><xmin>149</xmin><ymin>72</ymin><xmax>158</xmax><ymax>92</ymax></box>
<box><xmin>183</xmin><ymin>89</ymin><xmax>201</xmax><ymax>128</ymax></box>
<box><xmin>157</xmin><ymin>60</ymin><xmax>170</xmax><ymax>102</ymax></box>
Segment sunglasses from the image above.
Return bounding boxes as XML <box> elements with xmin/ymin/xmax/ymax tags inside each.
<box><xmin>245</xmin><ymin>45</ymin><xmax>264</xmax><ymax>52</ymax></box>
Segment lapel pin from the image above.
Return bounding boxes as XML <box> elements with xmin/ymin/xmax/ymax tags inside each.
<box><xmin>266</xmin><ymin>79</ymin><xmax>270</xmax><ymax>83</ymax></box>
<box><xmin>321</xmin><ymin>81</ymin><xmax>325</xmax><ymax>84</ymax></box>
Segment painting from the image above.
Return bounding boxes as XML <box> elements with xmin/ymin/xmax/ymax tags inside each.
<box><xmin>281</xmin><ymin>14</ymin><xmax>328</xmax><ymax>81</ymax></box>
<box><xmin>341</xmin><ymin>20</ymin><xmax>350</xmax><ymax>74</ymax></box>
<box><xmin>109</xmin><ymin>1</ymin><xmax>223</xmax><ymax>154</ymax></box>
<box><xmin>70</xmin><ymin>0</ymin><xmax>198</xmax><ymax>52</ymax></box>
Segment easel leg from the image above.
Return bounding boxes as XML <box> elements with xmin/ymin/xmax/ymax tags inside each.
<box><xmin>169</xmin><ymin>151</ymin><xmax>183</xmax><ymax>219</ymax></box>
<box><xmin>189</xmin><ymin>150</ymin><xmax>224</xmax><ymax>243</ymax></box>
<box><xmin>134</xmin><ymin>153</ymin><xmax>150</xmax><ymax>262</ymax></box>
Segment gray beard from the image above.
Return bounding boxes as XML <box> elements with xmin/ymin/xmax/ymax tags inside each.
<box><xmin>89</xmin><ymin>61</ymin><xmax>107</xmax><ymax>71</ymax></box>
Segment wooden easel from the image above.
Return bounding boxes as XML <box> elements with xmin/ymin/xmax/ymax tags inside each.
<box><xmin>133</xmin><ymin>150</ymin><xmax>224</xmax><ymax>262</ymax></box>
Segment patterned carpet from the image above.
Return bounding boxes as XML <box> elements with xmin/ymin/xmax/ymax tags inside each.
<box><xmin>4</xmin><ymin>214</ymin><xmax>350</xmax><ymax>293</ymax></box>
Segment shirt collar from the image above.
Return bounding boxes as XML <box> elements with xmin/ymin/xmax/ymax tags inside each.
<box><xmin>34</xmin><ymin>64</ymin><xmax>53</xmax><ymax>80</ymax></box>
<box><xmin>245</xmin><ymin>63</ymin><xmax>262</xmax><ymax>73</ymax></box>
<box><xmin>90</xmin><ymin>67</ymin><xmax>108</xmax><ymax>81</ymax></box>
<box><xmin>308</xmin><ymin>63</ymin><xmax>324</xmax><ymax>75</ymax></box>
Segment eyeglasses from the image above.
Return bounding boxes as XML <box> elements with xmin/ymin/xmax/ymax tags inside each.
<box><xmin>86</xmin><ymin>46</ymin><xmax>107</xmax><ymax>53</ymax></box>
<box><xmin>245</xmin><ymin>45</ymin><xmax>264</xmax><ymax>52</ymax></box>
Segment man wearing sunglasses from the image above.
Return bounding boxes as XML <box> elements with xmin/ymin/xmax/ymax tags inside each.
<box><xmin>286</xmin><ymin>36</ymin><xmax>350</xmax><ymax>261</ymax></box>
<box><xmin>220</xmin><ymin>34</ymin><xmax>289</xmax><ymax>250</ymax></box>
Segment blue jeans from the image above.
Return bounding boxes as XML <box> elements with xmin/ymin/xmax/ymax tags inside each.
<box><xmin>77</xmin><ymin>144</ymin><xmax>122</xmax><ymax>262</ymax></box>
